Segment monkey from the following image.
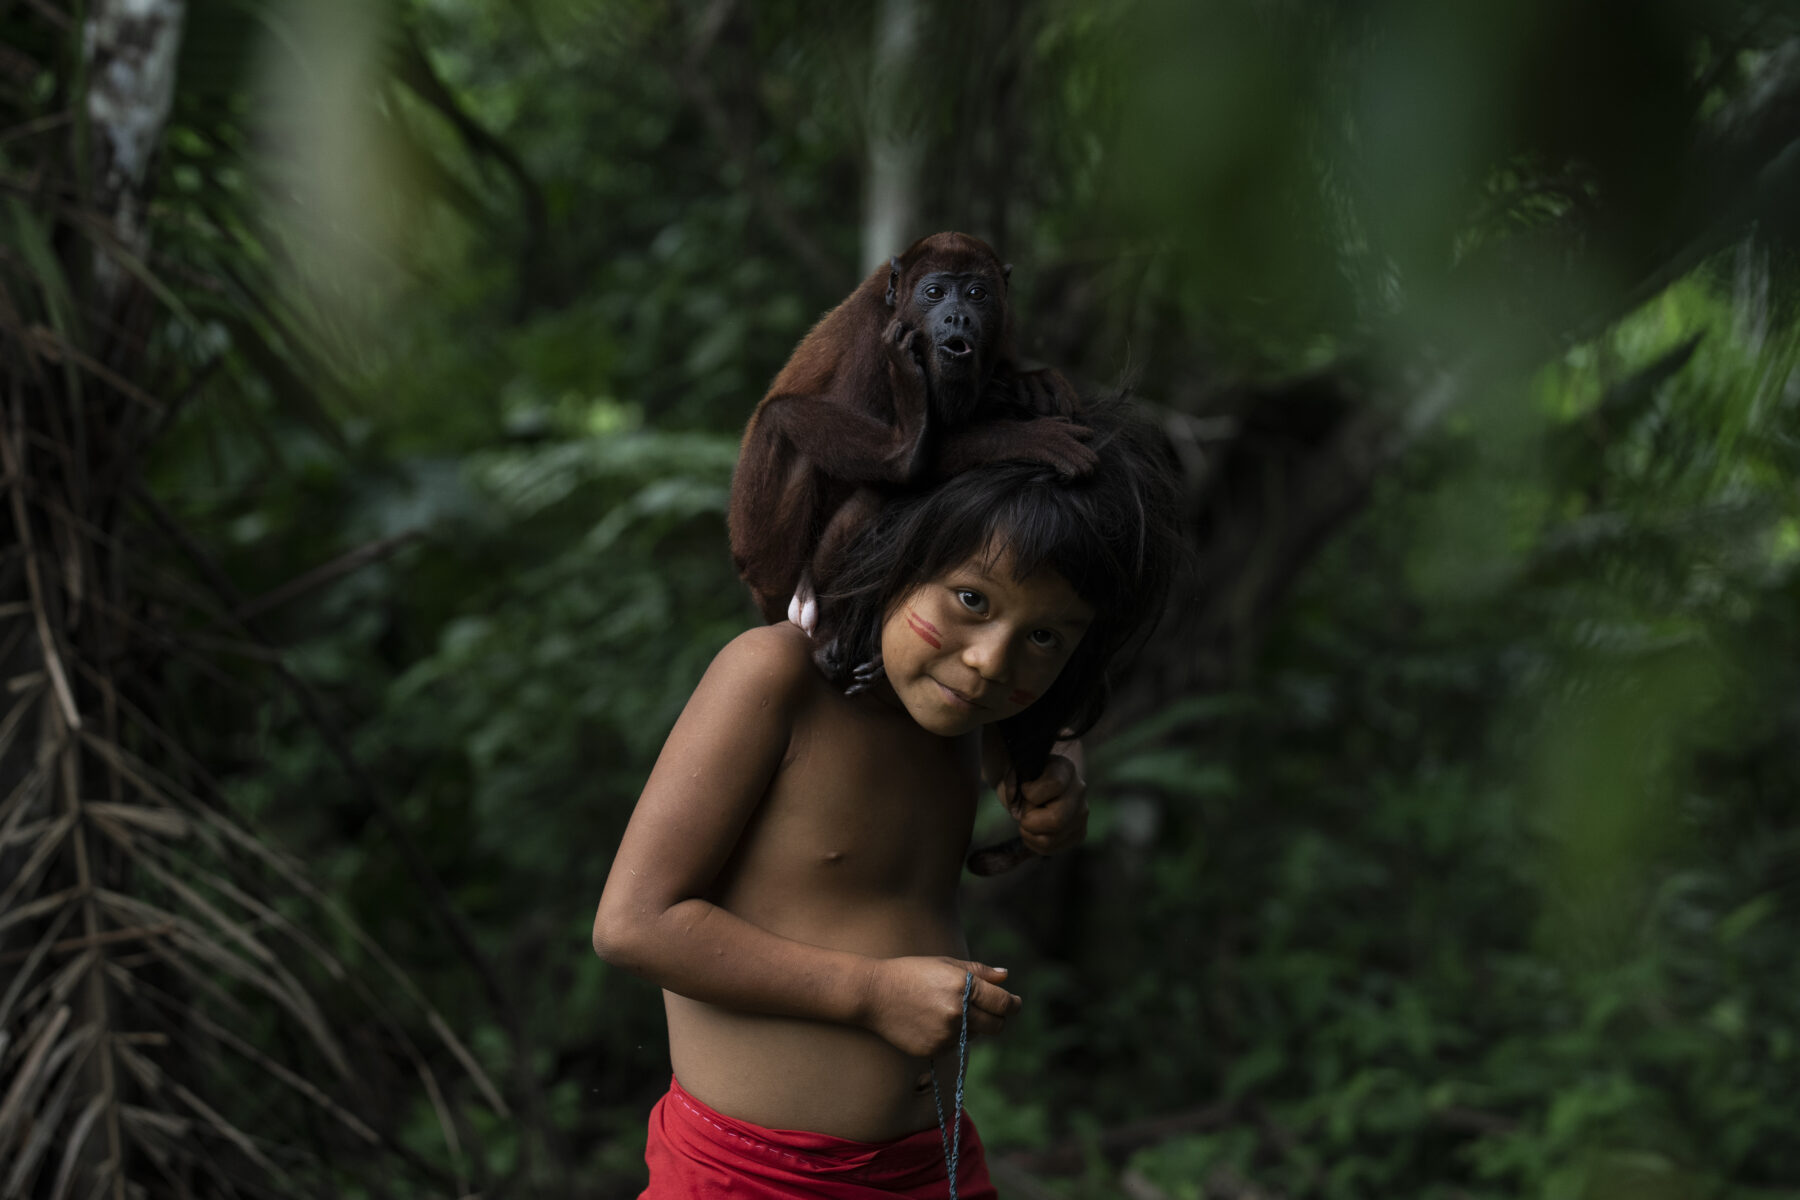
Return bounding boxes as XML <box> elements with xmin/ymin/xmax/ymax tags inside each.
<box><xmin>729</xmin><ymin>232</ymin><xmax>1097</xmax><ymax>876</ymax></box>
<box><xmin>727</xmin><ymin>231</ymin><xmax>1095</xmax><ymax>630</ymax></box>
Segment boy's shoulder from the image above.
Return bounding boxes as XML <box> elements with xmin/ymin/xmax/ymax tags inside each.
<box><xmin>708</xmin><ymin>621</ymin><xmax>826</xmax><ymax>699</ymax></box>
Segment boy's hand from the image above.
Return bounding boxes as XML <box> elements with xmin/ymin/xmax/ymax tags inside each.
<box><xmin>998</xmin><ymin>752</ymin><xmax>1088</xmax><ymax>857</ymax></box>
<box><xmin>860</xmin><ymin>958</ymin><xmax>1020</xmax><ymax>1059</ymax></box>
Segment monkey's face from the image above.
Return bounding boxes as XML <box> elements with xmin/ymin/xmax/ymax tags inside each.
<box><xmin>877</xmin><ymin>546</ymin><xmax>1093</xmax><ymax>739</ymax></box>
<box><xmin>901</xmin><ymin>270</ymin><xmax>1005</xmax><ymax>420</ymax></box>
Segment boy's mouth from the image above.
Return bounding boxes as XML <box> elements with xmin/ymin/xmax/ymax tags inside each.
<box><xmin>934</xmin><ymin>680</ymin><xmax>982</xmax><ymax>710</ymax></box>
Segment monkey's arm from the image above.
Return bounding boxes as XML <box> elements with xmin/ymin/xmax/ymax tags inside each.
<box><xmin>749</xmin><ymin>396</ymin><xmax>930</xmax><ymax>484</ymax></box>
<box><xmin>750</xmin><ymin>320</ymin><xmax>936</xmax><ymax>484</ymax></box>
<box><xmin>932</xmin><ymin>364</ymin><xmax>1090</xmax><ymax>477</ymax></box>
<box><xmin>731</xmin><ymin>328</ymin><xmax>928</xmax><ymax>619</ymax></box>
<box><xmin>1008</xmin><ymin>366</ymin><xmax>1081</xmax><ymax>417</ymax></box>
<box><xmin>935</xmin><ymin>417</ymin><xmax>1098</xmax><ymax>479</ymax></box>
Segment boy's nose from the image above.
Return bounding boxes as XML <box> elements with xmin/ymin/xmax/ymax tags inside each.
<box><xmin>961</xmin><ymin>631</ymin><xmax>1012</xmax><ymax>682</ymax></box>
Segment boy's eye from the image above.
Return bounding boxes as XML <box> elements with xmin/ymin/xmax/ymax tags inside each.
<box><xmin>1027</xmin><ymin>629</ymin><xmax>1061</xmax><ymax>651</ymax></box>
<box><xmin>954</xmin><ymin>588</ymin><xmax>987</xmax><ymax>614</ymax></box>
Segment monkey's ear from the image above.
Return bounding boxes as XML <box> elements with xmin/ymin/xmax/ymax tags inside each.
<box><xmin>1001</xmin><ymin>263</ymin><xmax>1013</xmax><ymax>290</ymax></box>
<box><xmin>885</xmin><ymin>257</ymin><xmax>902</xmax><ymax>308</ymax></box>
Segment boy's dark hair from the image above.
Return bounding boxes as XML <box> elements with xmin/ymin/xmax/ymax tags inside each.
<box><xmin>814</xmin><ymin>397</ymin><xmax>1183</xmax><ymax>783</ymax></box>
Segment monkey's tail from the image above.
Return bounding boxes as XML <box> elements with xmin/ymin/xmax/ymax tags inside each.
<box><xmin>965</xmin><ymin>836</ymin><xmax>1032</xmax><ymax>876</ymax></box>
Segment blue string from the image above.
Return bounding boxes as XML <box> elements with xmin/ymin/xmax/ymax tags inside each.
<box><xmin>930</xmin><ymin>970</ymin><xmax>974</xmax><ymax>1200</ymax></box>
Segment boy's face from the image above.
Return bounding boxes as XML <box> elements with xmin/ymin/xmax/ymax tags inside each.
<box><xmin>878</xmin><ymin>546</ymin><xmax>1095</xmax><ymax>738</ymax></box>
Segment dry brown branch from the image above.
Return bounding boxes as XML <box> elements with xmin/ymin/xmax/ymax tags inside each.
<box><xmin>22</xmin><ymin>325</ymin><xmax>164</xmax><ymax>411</ymax></box>
<box><xmin>0</xmin><ymin>110</ymin><xmax>73</xmax><ymax>148</ymax></box>
<box><xmin>185</xmin><ymin>792</ymin><xmax>508</xmax><ymax>1115</ymax></box>
<box><xmin>0</xmin><ymin>922</ymin><xmax>174</xmax><ymax>966</ymax></box>
<box><xmin>123</xmin><ymin>967</ymin><xmax>465</xmax><ymax>1191</ymax></box>
<box><xmin>15</xmin><ymin>0</ymin><xmax>72</xmax><ymax>32</ymax></box>
<box><xmin>0</xmin><ymin>887</ymin><xmax>79</xmax><ymax>949</ymax></box>
<box><xmin>0</xmin><ymin>810</ymin><xmax>74</xmax><ymax>912</ymax></box>
<box><xmin>231</xmin><ymin>527</ymin><xmax>422</xmax><ymax>624</ymax></box>
<box><xmin>86</xmin><ymin>844</ymin><xmax>350</xmax><ymax>1078</ymax></box>
<box><xmin>390</xmin><ymin>26</ymin><xmax>548</xmax><ymax>277</ymax></box>
<box><xmin>5</xmin><ymin>1020</ymin><xmax>101</xmax><ymax>1197</ymax></box>
<box><xmin>1</xmin><ymin>422</ymin><xmax>80</xmax><ymax>728</ymax></box>
<box><xmin>0</xmin><ymin>1002</ymin><xmax>72</xmax><ymax>1142</ymax></box>
<box><xmin>417</xmin><ymin>1057</ymin><xmax>469</xmax><ymax>1194</ymax></box>
<box><xmin>130</xmin><ymin>480</ymin><xmax>526</xmax><ymax>1113</ymax></box>
<box><xmin>168</xmin><ymin>1078</ymin><xmax>290</xmax><ymax>1185</ymax></box>
<box><xmin>51</xmin><ymin>1090</ymin><xmax>110</xmax><ymax>1200</ymax></box>
<box><xmin>73</xmin><ymin>708</ymin><xmax>508</xmax><ymax>1150</ymax></box>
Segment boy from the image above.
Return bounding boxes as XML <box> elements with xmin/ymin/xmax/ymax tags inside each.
<box><xmin>594</xmin><ymin>422</ymin><xmax>1179</xmax><ymax>1197</ymax></box>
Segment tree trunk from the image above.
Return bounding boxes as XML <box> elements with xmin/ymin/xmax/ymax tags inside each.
<box><xmin>86</xmin><ymin>0</ymin><xmax>186</xmax><ymax>314</ymax></box>
<box><xmin>864</xmin><ymin>0</ymin><xmax>924</xmax><ymax>265</ymax></box>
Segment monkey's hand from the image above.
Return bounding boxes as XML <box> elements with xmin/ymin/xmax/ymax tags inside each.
<box><xmin>858</xmin><ymin>957</ymin><xmax>1019</xmax><ymax>1059</ymax></box>
<box><xmin>997</xmin><ymin>752</ymin><xmax>1088</xmax><ymax>857</ymax></box>
<box><xmin>1021</xmin><ymin>417</ymin><xmax>1098</xmax><ymax>478</ymax></box>
<box><xmin>938</xmin><ymin>417</ymin><xmax>1097</xmax><ymax>479</ymax></box>
<box><xmin>1012</xmin><ymin>367</ymin><xmax>1080</xmax><ymax>416</ymax></box>
<box><xmin>881</xmin><ymin>318</ymin><xmax>931</xmax><ymax>449</ymax></box>
<box><xmin>882</xmin><ymin>318</ymin><xmax>927</xmax><ymax>373</ymax></box>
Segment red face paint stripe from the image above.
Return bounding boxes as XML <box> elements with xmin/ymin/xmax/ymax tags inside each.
<box><xmin>1009</xmin><ymin>688</ymin><xmax>1037</xmax><ymax>706</ymax></box>
<box><xmin>905</xmin><ymin>611</ymin><xmax>941</xmax><ymax>649</ymax></box>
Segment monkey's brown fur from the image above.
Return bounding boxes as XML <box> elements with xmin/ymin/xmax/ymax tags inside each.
<box><xmin>729</xmin><ymin>232</ymin><xmax>1091</xmax><ymax>624</ymax></box>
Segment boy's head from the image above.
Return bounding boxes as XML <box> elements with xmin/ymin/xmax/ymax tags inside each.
<box><xmin>816</xmin><ymin>399</ymin><xmax>1183</xmax><ymax>771</ymax></box>
<box><xmin>874</xmin><ymin>539</ymin><xmax>1096</xmax><ymax>739</ymax></box>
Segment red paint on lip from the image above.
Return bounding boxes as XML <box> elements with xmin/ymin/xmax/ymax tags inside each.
<box><xmin>1009</xmin><ymin>688</ymin><xmax>1037</xmax><ymax>706</ymax></box>
<box><xmin>905</xmin><ymin>610</ymin><xmax>941</xmax><ymax>649</ymax></box>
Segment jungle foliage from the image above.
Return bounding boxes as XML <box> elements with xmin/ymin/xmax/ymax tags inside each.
<box><xmin>3</xmin><ymin>0</ymin><xmax>1799</xmax><ymax>1197</ymax></box>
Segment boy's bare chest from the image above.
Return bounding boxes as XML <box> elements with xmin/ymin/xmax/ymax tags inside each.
<box><xmin>724</xmin><ymin>697</ymin><xmax>980</xmax><ymax>902</ymax></box>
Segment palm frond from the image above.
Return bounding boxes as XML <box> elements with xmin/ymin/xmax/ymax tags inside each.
<box><xmin>0</xmin><ymin>1</ymin><xmax>505</xmax><ymax>1195</ymax></box>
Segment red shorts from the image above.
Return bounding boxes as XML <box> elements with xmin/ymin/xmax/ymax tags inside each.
<box><xmin>639</xmin><ymin>1076</ymin><xmax>997</xmax><ymax>1198</ymax></box>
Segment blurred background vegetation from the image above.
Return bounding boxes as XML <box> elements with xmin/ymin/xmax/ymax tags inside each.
<box><xmin>4</xmin><ymin>0</ymin><xmax>1800</xmax><ymax>1197</ymax></box>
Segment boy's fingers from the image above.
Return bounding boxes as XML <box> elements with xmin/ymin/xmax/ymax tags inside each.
<box><xmin>1018</xmin><ymin>784</ymin><xmax>1089</xmax><ymax>855</ymax></box>
<box><xmin>1019</xmin><ymin>794</ymin><xmax>1078</xmax><ymax>834</ymax></box>
<box><xmin>972</xmin><ymin>991</ymin><xmax>1020</xmax><ymax>1023</ymax></box>
<box><xmin>1016</xmin><ymin>758</ymin><xmax>1081</xmax><ymax>810</ymax></box>
<box><xmin>968</xmin><ymin>980</ymin><xmax>1021</xmax><ymax>1018</ymax></box>
<box><xmin>968</xmin><ymin>1010</ymin><xmax>1010</xmax><ymax>1037</ymax></box>
<box><xmin>954</xmin><ymin>962</ymin><xmax>1020</xmax><ymax>1013</ymax></box>
<box><xmin>998</xmin><ymin>771</ymin><xmax>1024</xmax><ymax>818</ymax></box>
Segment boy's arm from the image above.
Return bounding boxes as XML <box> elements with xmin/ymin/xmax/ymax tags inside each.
<box><xmin>593</xmin><ymin>626</ymin><xmax>1018</xmax><ymax>1056</ymax></box>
